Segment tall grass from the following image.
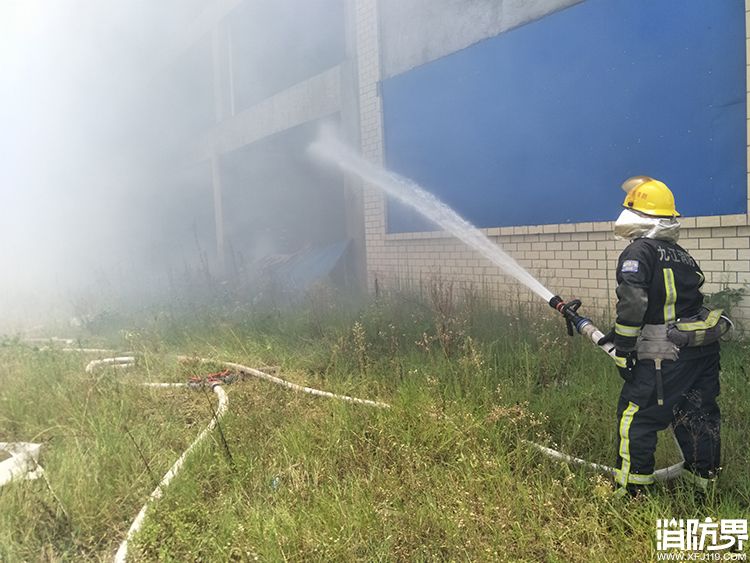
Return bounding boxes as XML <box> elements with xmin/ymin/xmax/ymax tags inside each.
<box><xmin>1</xmin><ymin>288</ymin><xmax>748</xmax><ymax>561</ymax></box>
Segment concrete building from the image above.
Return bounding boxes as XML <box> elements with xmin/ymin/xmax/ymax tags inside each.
<box><xmin>163</xmin><ymin>0</ymin><xmax>750</xmax><ymax>318</ymax></box>
<box><xmin>150</xmin><ymin>0</ymin><xmax>365</xmax><ymax>292</ymax></box>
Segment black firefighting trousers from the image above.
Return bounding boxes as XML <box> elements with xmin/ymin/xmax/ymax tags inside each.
<box><xmin>614</xmin><ymin>344</ymin><xmax>721</xmax><ymax>487</ymax></box>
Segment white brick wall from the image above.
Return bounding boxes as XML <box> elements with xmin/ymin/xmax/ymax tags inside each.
<box><xmin>364</xmin><ymin>221</ymin><xmax>750</xmax><ymax>321</ymax></box>
<box><xmin>355</xmin><ymin>0</ymin><xmax>750</xmax><ymax>322</ymax></box>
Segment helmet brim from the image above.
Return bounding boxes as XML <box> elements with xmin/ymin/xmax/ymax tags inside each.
<box><xmin>622</xmin><ymin>205</ymin><xmax>680</xmax><ymax>218</ymax></box>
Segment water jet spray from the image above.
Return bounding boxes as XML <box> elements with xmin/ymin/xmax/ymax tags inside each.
<box><xmin>309</xmin><ymin>132</ymin><xmax>687</xmax><ymax>482</ymax></box>
<box><xmin>310</xmin><ymin>131</ymin><xmax>615</xmax><ymax>358</ymax></box>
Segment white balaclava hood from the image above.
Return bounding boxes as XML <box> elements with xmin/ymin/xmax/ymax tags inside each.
<box><xmin>614</xmin><ymin>209</ymin><xmax>680</xmax><ymax>242</ymax></box>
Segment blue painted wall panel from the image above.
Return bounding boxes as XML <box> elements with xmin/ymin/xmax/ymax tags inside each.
<box><xmin>382</xmin><ymin>0</ymin><xmax>746</xmax><ymax>233</ymax></box>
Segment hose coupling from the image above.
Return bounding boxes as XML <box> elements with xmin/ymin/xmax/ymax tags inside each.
<box><xmin>549</xmin><ymin>295</ymin><xmax>591</xmax><ymax>337</ymax></box>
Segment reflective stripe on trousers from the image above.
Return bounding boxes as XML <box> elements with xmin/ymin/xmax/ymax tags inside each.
<box><xmin>616</xmin><ymin>402</ymin><xmax>641</xmax><ymax>487</ymax></box>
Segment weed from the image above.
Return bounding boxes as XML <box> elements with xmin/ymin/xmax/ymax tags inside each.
<box><xmin>705</xmin><ymin>283</ymin><xmax>747</xmax><ymax>316</ymax></box>
<box><xmin>351</xmin><ymin>320</ymin><xmax>369</xmax><ymax>376</ymax></box>
<box><xmin>428</xmin><ymin>278</ymin><xmax>466</xmax><ymax>359</ymax></box>
<box><xmin>1</xmin><ymin>290</ymin><xmax>748</xmax><ymax>561</ymax></box>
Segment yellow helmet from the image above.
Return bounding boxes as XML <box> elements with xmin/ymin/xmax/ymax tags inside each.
<box><xmin>621</xmin><ymin>176</ymin><xmax>680</xmax><ymax>217</ymax></box>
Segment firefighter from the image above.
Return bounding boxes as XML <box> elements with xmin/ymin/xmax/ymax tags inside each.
<box><xmin>598</xmin><ymin>176</ymin><xmax>723</xmax><ymax>496</ymax></box>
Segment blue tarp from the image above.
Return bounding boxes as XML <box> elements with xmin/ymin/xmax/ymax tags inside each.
<box><xmin>261</xmin><ymin>239</ymin><xmax>350</xmax><ymax>293</ymax></box>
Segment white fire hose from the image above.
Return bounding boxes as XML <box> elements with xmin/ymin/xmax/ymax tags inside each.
<box><xmin>11</xmin><ymin>340</ymin><xmax>682</xmax><ymax>562</ymax></box>
<box><xmin>82</xmin><ymin>353</ymin><xmax>388</xmax><ymax>562</ymax></box>
<box><xmin>112</xmin><ymin>379</ymin><xmax>228</xmax><ymax>563</ymax></box>
<box><xmin>0</xmin><ymin>442</ymin><xmax>44</xmax><ymax>487</ymax></box>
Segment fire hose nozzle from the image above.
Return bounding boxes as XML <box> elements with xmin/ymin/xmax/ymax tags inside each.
<box><xmin>549</xmin><ymin>295</ymin><xmax>591</xmax><ymax>337</ymax></box>
<box><xmin>551</xmin><ymin>294</ymin><xmax>616</xmax><ymax>358</ymax></box>
<box><xmin>549</xmin><ymin>295</ymin><xmax>565</xmax><ymax>312</ymax></box>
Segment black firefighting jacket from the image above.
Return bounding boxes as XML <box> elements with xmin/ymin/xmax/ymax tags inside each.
<box><xmin>614</xmin><ymin>237</ymin><xmax>705</xmax><ymax>352</ymax></box>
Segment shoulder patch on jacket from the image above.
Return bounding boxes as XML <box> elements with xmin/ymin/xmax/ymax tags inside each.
<box><xmin>621</xmin><ymin>259</ymin><xmax>640</xmax><ymax>273</ymax></box>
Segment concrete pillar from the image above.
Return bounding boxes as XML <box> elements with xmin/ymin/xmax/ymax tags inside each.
<box><xmin>212</xmin><ymin>24</ymin><xmax>234</xmax><ymax>123</ymax></box>
<box><xmin>226</xmin><ymin>25</ymin><xmax>236</xmax><ymax>117</ymax></box>
<box><xmin>210</xmin><ymin>22</ymin><xmax>232</xmax><ymax>276</ymax></box>
<box><xmin>211</xmin><ymin>153</ymin><xmax>226</xmax><ymax>275</ymax></box>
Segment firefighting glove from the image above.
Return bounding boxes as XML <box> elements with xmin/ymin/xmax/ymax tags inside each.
<box><xmin>614</xmin><ymin>349</ymin><xmax>637</xmax><ymax>382</ymax></box>
<box><xmin>598</xmin><ymin>327</ymin><xmax>638</xmax><ymax>380</ymax></box>
<box><xmin>597</xmin><ymin>328</ymin><xmax>615</xmax><ymax>346</ymax></box>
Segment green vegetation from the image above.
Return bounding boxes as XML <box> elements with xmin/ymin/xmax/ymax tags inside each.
<box><xmin>1</xmin><ymin>289</ymin><xmax>748</xmax><ymax>561</ymax></box>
